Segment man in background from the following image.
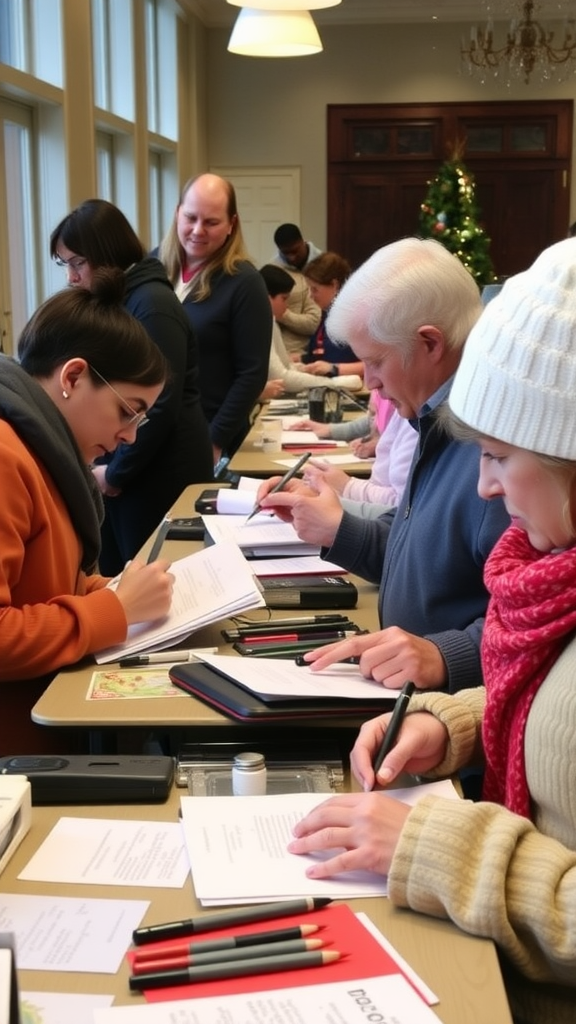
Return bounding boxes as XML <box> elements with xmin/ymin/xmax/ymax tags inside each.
<box><xmin>259</xmin><ymin>237</ymin><xmax>511</xmax><ymax>700</ymax></box>
<box><xmin>271</xmin><ymin>223</ymin><xmax>322</xmax><ymax>357</ymax></box>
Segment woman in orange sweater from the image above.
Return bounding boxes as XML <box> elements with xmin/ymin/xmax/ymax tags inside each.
<box><xmin>0</xmin><ymin>270</ymin><xmax>174</xmax><ymax>753</ymax></box>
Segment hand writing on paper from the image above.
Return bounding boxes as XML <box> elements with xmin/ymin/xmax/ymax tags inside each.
<box><xmin>115</xmin><ymin>558</ymin><xmax>174</xmax><ymax>625</ymax></box>
<box><xmin>298</xmin><ymin>627</ymin><xmax>447</xmax><ymax>691</ymax></box>
<box><xmin>257</xmin><ymin>476</ymin><xmax>344</xmax><ymax>546</ymax></box>
<box><xmin>350</xmin><ymin>709</ymin><xmax>450</xmax><ymax>791</ymax></box>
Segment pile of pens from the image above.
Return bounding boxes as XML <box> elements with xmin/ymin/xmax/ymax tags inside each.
<box><xmin>129</xmin><ymin>897</ymin><xmax>340</xmax><ymax>992</ymax></box>
<box><xmin>223</xmin><ymin>614</ymin><xmax>364</xmax><ymax>659</ymax></box>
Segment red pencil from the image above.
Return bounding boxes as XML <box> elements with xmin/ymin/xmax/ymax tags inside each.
<box><xmin>132</xmin><ymin>923</ymin><xmax>321</xmax><ymax>964</ymax></box>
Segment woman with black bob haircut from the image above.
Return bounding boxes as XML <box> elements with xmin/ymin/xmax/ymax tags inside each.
<box><xmin>0</xmin><ymin>269</ymin><xmax>174</xmax><ymax>753</ymax></box>
<box><xmin>50</xmin><ymin>198</ymin><xmax>213</xmax><ymax>575</ymax></box>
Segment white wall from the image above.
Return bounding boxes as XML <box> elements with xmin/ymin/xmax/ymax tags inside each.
<box><xmin>201</xmin><ymin>20</ymin><xmax>576</xmax><ymax>251</ymax></box>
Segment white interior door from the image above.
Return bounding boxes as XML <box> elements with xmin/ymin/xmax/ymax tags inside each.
<box><xmin>210</xmin><ymin>166</ymin><xmax>301</xmax><ymax>267</ymax></box>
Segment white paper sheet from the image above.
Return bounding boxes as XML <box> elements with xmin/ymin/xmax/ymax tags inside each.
<box><xmin>274</xmin><ymin>454</ymin><xmax>375</xmax><ymax>467</ymax></box>
<box><xmin>21</xmin><ymin>991</ymin><xmax>113</xmax><ymax>1023</ymax></box>
<box><xmin>250</xmin><ymin>555</ymin><xmax>346</xmax><ymax>576</ymax></box>
<box><xmin>93</xmin><ymin>974</ymin><xmax>441</xmax><ymax>1023</ymax></box>
<box><xmin>196</xmin><ymin>653</ymin><xmax>395</xmax><ymax>701</ymax></box>
<box><xmin>202</xmin><ymin>514</ymin><xmax>319</xmax><ymax>556</ymax></box>
<box><xmin>17</xmin><ymin>818</ymin><xmax>189</xmax><ymax>888</ymax></box>
<box><xmin>180</xmin><ymin>782</ymin><xmax>458</xmax><ymax>905</ymax></box>
<box><xmin>95</xmin><ymin>542</ymin><xmax>265</xmax><ymax>663</ymax></box>
<box><xmin>0</xmin><ymin>894</ymin><xmax>148</xmax><ymax>972</ymax></box>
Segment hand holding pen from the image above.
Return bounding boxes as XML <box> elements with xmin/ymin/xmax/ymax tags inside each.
<box><xmin>247</xmin><ymin>451</ymin><xmax>312</xmax><ymax>522</ymax></box>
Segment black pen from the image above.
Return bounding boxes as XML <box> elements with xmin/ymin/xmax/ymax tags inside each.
<box><xmin>245</xmin><ymin>451</ymin><xmax>312</xmax><ymax>522</ymax></box>
<box><xmin>372</xmin><ymin>680</ymin><xmax>416</xmax><ymax>779</ymax></box>
<box><xmin>295</xmin><ymin>654</ymin><xmax>361</xmax><ymax>666</ymax></box>
<box><xmin>230</xmin><ymin>621</ymin><xmax>357</xmax><ymax>641</ymax></box>
<box><xmin>132</xmin><ymin>896</ymin><xmax>332</xmax><ymax>945</ymax></box>
<box><xmin>146</xmin><ymin>517</ymin><xmax>171</xmax><ymax>564</ymax></box>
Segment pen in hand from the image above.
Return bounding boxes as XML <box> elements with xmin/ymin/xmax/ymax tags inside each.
<box><xmin>246</xmin><ymin>451</ymin><xmax>312</xmax><ymax>522</ymax></box>
<box><xmin>372</xmin><ymin>680</ymin><xmax>416</xmax><ymax>783</ymax></box>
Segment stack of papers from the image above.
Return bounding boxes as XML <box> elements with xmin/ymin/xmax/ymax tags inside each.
<box><xmin>180</xmin><ymin>782</ymin><xmax>458</xmax><ymax>905</ymax></box>
<box><xmin>202</xmin><ymin>514</ymin><xmax>319</xmax><ymax>558</ymax></box>
<box><xmin>196</xmin><ymin>653</ymin><xmax>391</xmax><ymax>702</ymax></box>
<box><xmin>281</xmin><ymin>430</ymin><xmax>346</xmax><ymax>448</ymax></box>
<box><xmin>95</xmin><ymin>542</ymin><xmax>265</xmax><ymax>664</ymax></box>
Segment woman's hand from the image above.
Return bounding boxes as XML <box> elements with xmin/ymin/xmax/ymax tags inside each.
<box><xmin>287</xmin><ymin>792</ymin><xmax>411</xmax><ymax>878</ymax></box>
<box><xmin>115</xmin><ymin>558</ymin><xmax>175</xmax><ymax>625</ymax></box>
<box><xmin>92</xmin><ymin>465</ymin><xmax>121</xmax><ymax>497</ymax></box>
<box><xmin>350</xmin><ymin>709</ymin><xmax>449</xmax><ymax>790</ymax></box>
<box><xmin>289</xmin><ymin>419</ymin><xmax>332</xmax><ymax>438</ymax></box>
<box><xmin>260</xmin><ymin>379</ymin><xmax>285</xmax><ymax>401</ymax></box>
<box><xmin>304</xmin><ymin>462</ymin><xmax>350</xmax><ymax>495</ymax></box>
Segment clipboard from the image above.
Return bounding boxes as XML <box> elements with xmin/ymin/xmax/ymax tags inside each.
<box><xmin>169</xmin><ymin>662</ymin><xmax>392</xmax><ymax>722</ymax></box>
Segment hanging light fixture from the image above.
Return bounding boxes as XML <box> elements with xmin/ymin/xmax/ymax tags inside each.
<box><xmin>461</xmin><ymin>1</ymin><xmax>576</xmax><ymax>84</ymax></box>
<box><xmin>227</xmin><ymin>0</ymin><xmax>340</xmax><ymax>7</ymax></box>
<box><xmin>227</xmin><ymin>8</ymin><xmax>323</xmax><ymax>57</ymax></box>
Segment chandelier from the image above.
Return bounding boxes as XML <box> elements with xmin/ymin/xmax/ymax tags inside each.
<box><xmin>461</xmin><ymin>1</ymin><xmax>576</xmax><ymax>84</ymax></box>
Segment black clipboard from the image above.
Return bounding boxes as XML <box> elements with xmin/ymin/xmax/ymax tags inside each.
<box><xmin>169</xmin><ymin>662</ymin><xmax>392</xmax><ymax>722</ymax></box>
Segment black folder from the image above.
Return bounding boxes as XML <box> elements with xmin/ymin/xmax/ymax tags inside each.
<box><xmin>169</xmin><ymin>661</ymin><xmax>392</xmax><ymax>722</ymax></box>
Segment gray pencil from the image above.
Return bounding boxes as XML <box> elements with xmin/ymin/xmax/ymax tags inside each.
<box><xmin>130</xmin><ymin>937</ymin><xmax>324</xmax><ymax>974</ymax></box>
<box><xmin>146</xmin><ymin>517</ymin><xmax>172</xmax><ymax>564</ymax></box>
<box><xmin>129</xmin><ymin>948</ymin><xmax>340</xmax><ymax>990</ymax></box>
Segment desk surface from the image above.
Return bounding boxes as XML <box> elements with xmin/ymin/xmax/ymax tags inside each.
<box><xmin>228</xmin><ymin>404</ymin><xmax>374</xmax><ymax>478</ymax></box>
<box><xmin>3</xmin><ymin>783</ymin><xmax>512</xmax><ymax>1023</ymax></box>
<box><xmin>32</xmin><ymin>484</ymin><xmax>380</xmax><ymax>734</ymax></box>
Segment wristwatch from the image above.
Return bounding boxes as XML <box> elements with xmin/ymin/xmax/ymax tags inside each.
<box><xmin>327</xmin><ymin>364</ymin><xmax>339</xmax><ymax>377</ymax></box>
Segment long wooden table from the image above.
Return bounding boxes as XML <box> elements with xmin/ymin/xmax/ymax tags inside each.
<box><xmin>31</xmin><ymin>484</ymin><xmax>381</xmax><ymax>753</ymax></box>
<box><xmin>227</xmin><ymin>402</ymin><xmax>374</xmax><ymax>478</ymax></box>
<box><xmin>2</xmin><ymin>781</ymin><xmax>512</xmax><ymax>1023</ymax></box>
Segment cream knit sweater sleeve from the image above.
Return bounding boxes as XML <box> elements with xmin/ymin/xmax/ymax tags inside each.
<box><xmin>388</xmin><ymin>688</ymin><xmax>576</xmax><ymax>989</ymax></box>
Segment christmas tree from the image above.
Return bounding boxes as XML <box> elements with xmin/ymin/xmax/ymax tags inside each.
<box><xmin>419</xmin><ymin>144</ymin><xmax>496</xmax><ymax>286</ymax></box>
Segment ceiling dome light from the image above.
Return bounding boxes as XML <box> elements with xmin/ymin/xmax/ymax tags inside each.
<box><xmin>227</xmin><ymin>9</ymin><xmax>323</xmax><ymax>57</ymax></box>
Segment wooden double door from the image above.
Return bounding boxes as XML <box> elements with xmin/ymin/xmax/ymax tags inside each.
<box><xmin>327</xmin><ymin>100</ymin><xmax>572</xmax><ymax>278</ymax></box>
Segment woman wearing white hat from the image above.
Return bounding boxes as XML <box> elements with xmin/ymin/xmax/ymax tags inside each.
<box><xmin>286</xmin><ymin>237</ymin><xmax>576</xmax><ymax>1024</ymax></box>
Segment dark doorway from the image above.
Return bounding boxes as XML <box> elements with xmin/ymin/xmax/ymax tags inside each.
<box><xmin>328</xmin><ymin>101</ymin><xmax>572</xmax><ymax>278</ymax></box>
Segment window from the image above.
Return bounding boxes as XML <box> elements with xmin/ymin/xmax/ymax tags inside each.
<box><xmin>0</xmin><ymin>0</ymin><xmax>62</xmax><ymax>86</ymax></box>
<box><xmin>92</xmin><ymin>0</ymin><xmax>134</xmax><ymax>121</ymax></box>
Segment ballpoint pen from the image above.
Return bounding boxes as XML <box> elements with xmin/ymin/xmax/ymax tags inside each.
<box><xmin>372</xmin><ymin>680</ymin><xmax>416</xmax><ymax>779</ymax></box>
<box><xmin>222</xmin><ymin>615</ymin><xmax>351</xmax><ymax>640</ymax></box>
<box><xmin>239</xmin><ymin>629</ymin><xmax>359</xmax><ymax>645</ymax></box>
<box><xmin>146</xmin><ymin>516</ymin><xmax>172</xmax><ymax>564</ymax></box>
<box><xmin>132</xmin><ymin>896</ymin><xmax>332</xmax><ymax>944</ymax></box>
<box><xmin>295</xmin><ymin>654</ymin><xmax>361</xmax><ymax>666</ymax></box>
<box><xmin>119</xmin><ymin>648</ymin><xmax>217</xmax><ymax>667</ymax></box>
<box><xmin>245</xmin><ymin>451</ymin><xmax>312</xmax><ymax>522</ymax></box>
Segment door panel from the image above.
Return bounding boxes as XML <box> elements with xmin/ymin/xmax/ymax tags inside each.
<box><xmin>328</xmin><ymin>102</ymin><xmax>572</xmax><ymax>278</ymax></box>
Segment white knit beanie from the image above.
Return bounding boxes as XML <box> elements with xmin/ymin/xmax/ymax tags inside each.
<box><xmin>449</xmin><ymin>237</ymin><xmax>576</xmax><ymax>459</ymax></box>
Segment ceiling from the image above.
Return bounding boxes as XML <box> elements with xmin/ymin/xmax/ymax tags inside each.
<box><xmin>184</xmin><ymin>1</ymin><xmax>575</xmax><ymax>30</ymax></box>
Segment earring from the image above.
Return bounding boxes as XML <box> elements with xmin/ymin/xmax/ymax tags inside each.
<box><xmin>62</xmin><ymin>390</ymin><xmax>69</xmax><ymax>399</ymax></box>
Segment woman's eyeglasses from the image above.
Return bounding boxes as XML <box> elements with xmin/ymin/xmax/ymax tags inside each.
<box><xmin>52</xmin><ymin>253</ymin><xmax>88</xmax><ymax>271</ymax></box>
<box><xmin>89</xmin><ymin>365</ymin><xmax>148</xmax><ymax>429</ymax></box>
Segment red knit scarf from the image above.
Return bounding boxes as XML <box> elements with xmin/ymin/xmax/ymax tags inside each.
<box><xmin>482</xmin><ymin>526</ymin><xmax>576</xmax><ymax>819</ymax></box>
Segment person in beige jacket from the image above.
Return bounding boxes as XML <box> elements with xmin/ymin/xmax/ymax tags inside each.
<box><xmin>286</xmin><ymin>237</ymin><xmax>576</xmax><ymax>1024</ymax></box>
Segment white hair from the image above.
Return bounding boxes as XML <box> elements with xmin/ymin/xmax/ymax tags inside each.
<box><xmin>326</xmin><ymin>237</ymin><xmax>482</xmax><ymax>358</ymax></box>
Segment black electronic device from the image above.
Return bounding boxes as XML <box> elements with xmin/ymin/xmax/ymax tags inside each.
<box><xmin>170</xmin><ymin>662</ymin><xmax>391</xmax><ymax>722</ymax></box>
<box><xmin>0</xmin><ymin>755</ymin><xmax>174</xmax><ymax>805</ymax></box>
<box><xmin>194</xmin><ymin>489</ymin><xmax>220</xmax><ymax>514</ymax></box>
<box><xmin>259</xmin><ymin>575</ymin><xmax>358</xmax><ymax>609</ymax></box>
<box><xmin>165</xmin><ymin>517</ymin><xmax>205</xmax><ymax>540</ymax></box>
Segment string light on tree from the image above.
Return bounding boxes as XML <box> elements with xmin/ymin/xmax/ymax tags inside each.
<box><xmin>419</xmin><ymin>143</ymin><xmax>496</xmax><ymax>286</ymax></box>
